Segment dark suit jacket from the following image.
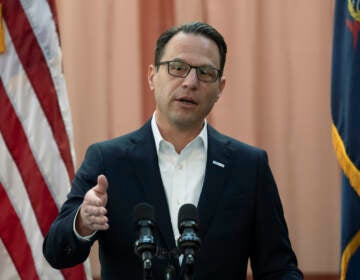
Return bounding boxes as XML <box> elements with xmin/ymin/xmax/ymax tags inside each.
<box><xmin>43</xmin><ymin>120</ymin><xmax>303</xmax><ymax>279</ymax></box>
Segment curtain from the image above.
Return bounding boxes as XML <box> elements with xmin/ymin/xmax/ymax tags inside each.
<box><xmin>56</xmin><ymin>0</ymin><xmax>339</xmax><ymax>276</ymax></box>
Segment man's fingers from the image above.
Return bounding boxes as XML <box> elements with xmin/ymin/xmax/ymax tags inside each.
<box><xmin>78</xmin><ymin>175</ymin><xmax>109</xmax><ymax>234</ymax></box>
<box><xmin>94</xmin><ymin>174</ymin><xmax>108</xmax><ymax>195</ymax></box>
<box><xmin>80</xmin><ymin>204</ymin><xmax>109</xmax><ymax>231</ymax></box>
<box><xmin>85</xmin><ymin>174</ymin><xmax>108</xmax><ymax>207</ymax></box>
<box><xmin>83</xmin><ymin>205</ymin><xmax>107</xmax><ymax>216</ymax></box>
<box><xmin>85</xmin><ymin>214</ymin><xmax>109</xmax><ymax>231</ymax></box>
<box><xmin>87</xmin><ymin>215</ymin><xmax>108</xmax><ymax>225</ymax></box>
<box><xmin>89</xmin><ymin>222</ymin><xmax>109</xmax><ymax>231</ymax></box>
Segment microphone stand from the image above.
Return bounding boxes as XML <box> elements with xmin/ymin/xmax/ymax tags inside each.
<box><xmin>183</xmin><ymin>248</ymin><xmax>195</xmax><ymax>280</ymax></box>
<box><xmin>144</xmin><ymin>268</ymin><xmax>152</xmax><ymax>280</ymax></box>
<box><xmin>164</xmin><ymin>264</ymin><xmax>176</xmax><ymax>280</ymax></box>
<box><xmin>159</xmin><ymin>247</ymin><xmax>178</xmax><ymax>280</ymax></box>
<box><xmin>177</xmin><ymin>204</ymin><xmax>201</xmax><ymax>280</ymax></box>
<box><xmin>133</xmin><ymin>203</ymin><xmax>157</xmax><ymax>280</ymax></box>
<box><xmin>141</xmin><ymin>251</ymin><xmax>153</xmax><ymax>280</ymax></box>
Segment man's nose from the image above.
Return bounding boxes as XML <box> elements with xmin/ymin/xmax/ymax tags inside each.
<box><xmin>182</xmin><ymin>68</ymin><xmax>199</xmax><ymax>88</ymax></box>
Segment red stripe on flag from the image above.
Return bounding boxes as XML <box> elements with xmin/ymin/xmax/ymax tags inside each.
<box><xmin>61</xmin><ymin>265</ymin><xmax>87</xmax><ymax>280</ymax></box>
<box><xmin>0</xmin><ymin>80</ymin><xmax>58</xmax><ymax>236</ymax></box>
<box><xmin>2</xmin><ymin>0</ymin><xmax>75</xmax><ymax>179</ymax></box>
<box><xmin>0</xmin><ymin>182</ymin><xmax>39</xmax><ymax>280</ymax></box>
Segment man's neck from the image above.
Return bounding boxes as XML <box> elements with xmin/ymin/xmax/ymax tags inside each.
<box><xmin>155</xmin><ymin>116</ymin><xmax>204</xmax><ymax>154</ymax></box>
<box><xmin>161</xmin><ymin>127</ymin><xmax>202</xmax><ymax>154</ymax></box>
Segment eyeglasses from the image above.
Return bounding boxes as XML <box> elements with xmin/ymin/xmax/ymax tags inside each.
<box><xmin>157</xmin><ymin>60</ymin><xmax>221</xmax><ymax>83</ymax></box>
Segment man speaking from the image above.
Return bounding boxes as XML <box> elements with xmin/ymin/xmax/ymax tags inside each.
<box><xmin>43</xmin><ymin>22</ymin><xmax>303</xmax><ymax>279</ymax></box>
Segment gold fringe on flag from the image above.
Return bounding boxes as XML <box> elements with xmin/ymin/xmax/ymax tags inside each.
<box><xmin>332</xmin><ymin>123</ymin><xmax>360</xmax><ymax>280</ymax></box>
<box><xmin>348</xmin><ymin>0</ymin><xmax>360</xmax><ymax>22</ymax></box>
<box><xmin>341</xmin><ymin>230</ymin><xmax>360</xmax><ymax>280</ymax></box>
<box><xmin>0</xmin><ymin>4</ymin><xmax>6</xmax><ymax>53</ymax></box>
<box><xmin>332</xmin><ymin>124</ymin><xmax>360</xmax><ymax>196</ymax></box>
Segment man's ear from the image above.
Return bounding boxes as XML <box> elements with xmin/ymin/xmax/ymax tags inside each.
<box><xmin>216</xmin><ymin>76</ymin><xmax>226</xmax><ymax>100</ymax></box>
<box><xmin>148</xmin><ymin>64</ymin><xmax>156</xmax><ymax>91</ymax></box>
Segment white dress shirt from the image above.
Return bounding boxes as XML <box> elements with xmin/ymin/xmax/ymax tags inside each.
<box><xmin>151</xmin><ymin>114</ymin><xmax>207</xmax><ymax>242</ymax></box>
<box><xmin>74</xmin><ymin>115</ymin><xmax>208</xmax><ymax>244</ymax></box>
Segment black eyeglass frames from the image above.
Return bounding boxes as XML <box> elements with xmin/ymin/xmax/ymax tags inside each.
<box><xmin>157</xmin><ymin>60</ymin><xmax>221</xmax><ymax>83</ymax></box>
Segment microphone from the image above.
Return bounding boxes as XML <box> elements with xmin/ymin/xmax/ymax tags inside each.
<box><xmin>177</xmin><ymin>204</ymin><xmax>201</xmax><ymax>271</ymax></box>
<box><xmin>133</xmin><ymin>202</ymin><xmax>157</xmax><ymax>274</ymax></box>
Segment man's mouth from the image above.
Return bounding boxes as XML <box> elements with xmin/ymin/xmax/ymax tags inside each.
<box><xmin>176</xmin><ymin>97</ymin><xmax>197</xmax><ymax>105</ymax></box>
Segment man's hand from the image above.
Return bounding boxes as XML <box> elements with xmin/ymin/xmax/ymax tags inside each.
<box><xmin>76</xmin><ymin>174</ymin><xmax>109</xmax><ymax>236</ymax></box>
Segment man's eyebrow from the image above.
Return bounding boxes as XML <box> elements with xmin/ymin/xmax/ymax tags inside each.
<box><xmin>170</xmin><ymin>58</ymin><xmax>185</xmax><ymax>62</ymax></box>
<box><xmin>170</xmin><ymin>58</ymin><xmax>217</xmax><ymax>68</ymax></box>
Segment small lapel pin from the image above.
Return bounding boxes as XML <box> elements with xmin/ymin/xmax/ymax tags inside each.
<box><xmin>212</xmin><ymin>160</ymin><xmax>225</xmax><ymax>168</ymax></box>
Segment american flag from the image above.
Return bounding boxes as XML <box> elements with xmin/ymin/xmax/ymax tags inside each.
<box><xmin>0</xmin><ymin>1</ymin><xmax>91</xmax><ymax>279</ymax></box>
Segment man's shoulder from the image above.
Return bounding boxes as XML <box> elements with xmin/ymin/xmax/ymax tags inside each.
<box><xmin>87</xmin><ymin>120</ymin><xmax>152</xmax><ymax>153</ymax></box>
<box><xmin>207</xmin><ymin>125</ymin><xmax>265</xmax><ymax>156</ymax></box>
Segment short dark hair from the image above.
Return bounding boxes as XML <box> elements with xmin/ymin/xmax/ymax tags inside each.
<box><xmin>154</xmin><ymin>22</ymin><xmax>227</xmax><ymax>76</ymax></box>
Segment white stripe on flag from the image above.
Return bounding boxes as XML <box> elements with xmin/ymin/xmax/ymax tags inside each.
<box><xmin>0</xmin><ymin>239</ymin><xmax>20</xmax><ymax>280</ymax></box>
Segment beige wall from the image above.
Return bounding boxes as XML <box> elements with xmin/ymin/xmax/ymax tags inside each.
<box><xmin>56</xmin><ymin>0</ymin><xmax>340</xmax><ymax>276</ymax></box>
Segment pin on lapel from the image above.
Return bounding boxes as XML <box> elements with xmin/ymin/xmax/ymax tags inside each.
<box><xmin>212</xmin><ymin>160</ymin><xmax>225</xmax><ymax>168</ymax></box>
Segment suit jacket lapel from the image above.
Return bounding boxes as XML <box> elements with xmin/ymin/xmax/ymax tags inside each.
<box><xmin>179</xmin><ymin>125</ymin><xmax>232</xmax><ymax>277</ymax></box>
<box><xmin>128</xmin><ymin>120</ymin><xmax>176</xmax><ymax>251</ymax></box>
<box><xmin>127</xmin><ymin>122</ymin><xmax>231</xmax><ymax>255</ymax></box>
<box><xmin>197</xmin><ymin>125</ymin><xmax>231</xmax><ymax>240</ymax></box>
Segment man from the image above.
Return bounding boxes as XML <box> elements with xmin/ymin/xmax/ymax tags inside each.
<box><xmin>43</xmin><ymin>22</ymin><xmax>303</xmax><ymax>279</ymax></box>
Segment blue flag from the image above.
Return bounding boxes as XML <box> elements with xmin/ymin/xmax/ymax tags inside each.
<box><xmin>331</xmin><ymin>0</ymin><xmax>360</xmax><ymax>279</ymax></box>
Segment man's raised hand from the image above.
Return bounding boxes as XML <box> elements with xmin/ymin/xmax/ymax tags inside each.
<box><xmin>76</xmin><ymin>174</ymin><xmax>109</xmax><ymax>236</ymax></box>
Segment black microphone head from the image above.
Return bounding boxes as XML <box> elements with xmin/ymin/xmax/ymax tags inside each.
<box><xmin>133</xmin><ymin>202</ymin><xmax>155</xmax><ymax>225</ymax></box>
<box><xmin>178</xmin><ymin>204</ymin><xmax>199</xmax><ymax>231</ymax></box>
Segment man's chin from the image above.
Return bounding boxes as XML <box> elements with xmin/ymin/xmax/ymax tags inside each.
<box><xmin>171</xmin><ymin>116</ymin><xmax>203</xmax><ymax>131</ymax></box>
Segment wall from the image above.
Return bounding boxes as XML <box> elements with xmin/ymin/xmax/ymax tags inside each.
<box><xmin>56</xmin><ymin>0</ymin><xmax>340</xmax><ymax>277</ymax></box>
